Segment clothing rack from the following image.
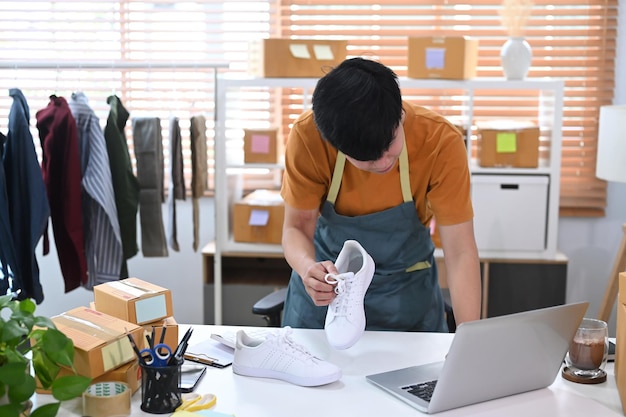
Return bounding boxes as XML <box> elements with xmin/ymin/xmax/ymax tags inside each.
<box><xmin>0</xmin><ymin>60</ymin><xmax>228</xmax><ymax>70</ymax></box>
<box><xmin>0</xmin><ymin>60</ymin><xmax>230</xmax><ymax>125</ymax></box>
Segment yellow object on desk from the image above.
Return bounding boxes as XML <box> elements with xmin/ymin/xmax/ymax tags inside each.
<box><xmin>176</xmin><ymin>392</ymin><xmax>217</xmax><ymax>412</ymax></box>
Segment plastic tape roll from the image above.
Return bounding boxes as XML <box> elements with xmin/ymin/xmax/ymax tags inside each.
<box><xmin>82</xmin><ymin>381</ymin><xmax>131</xmax><ymax>417</ymax></box>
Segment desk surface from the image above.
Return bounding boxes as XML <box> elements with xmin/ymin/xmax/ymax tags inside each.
<box><xmin>39</xmin><ymin>325</ymin><xmax>623</xmax><ymax>417</ymax></box>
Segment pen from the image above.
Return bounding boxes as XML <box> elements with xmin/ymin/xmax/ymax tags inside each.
<box><xmin>125</xmin><ymin>328</ymin><xmax>147</xmax><ymax>367</ymax></box>
<box><xmin>169</xmin><ymin>327</ymin><xmax>194</xmax><ymax>365</ymax></box>
<box><xmin>159</xmin><ymin>320</ymin><xmax>167</xmax><ymax>345</ymax></box>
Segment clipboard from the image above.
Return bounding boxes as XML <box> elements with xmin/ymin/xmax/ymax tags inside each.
<box><xmin>183</xmin><ymin>338</ymin><xmax>234</xmax><ymax>368</ymax></box>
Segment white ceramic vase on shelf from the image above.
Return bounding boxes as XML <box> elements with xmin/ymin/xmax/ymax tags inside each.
<box><xmin>500</xmin><ymin>37</ymin><xmax>532</xmax><ymax>80</ymax></box>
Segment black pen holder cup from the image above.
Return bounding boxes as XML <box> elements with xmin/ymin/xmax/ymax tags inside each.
<box><xmin>139</xmin><ymin>362</ymin><xmax>182</xmax><ymax>414</ymax></box>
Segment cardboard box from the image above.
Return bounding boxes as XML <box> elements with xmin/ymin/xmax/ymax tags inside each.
<box><xmin>248</xmin><ymin>38</ymin><xmax>348</xmax><ymax>78</ymax></box>
<box><xmin>617</xmin><ymin>272</ymin><xmax>626</xmax><ymax>414</ymax></box>
<box><xmin>51</xmin><ymin>307</ymin><xmax>143</xmax><ymax>378</ymax></box>
<box><xmin>233</xmin><ymin>189</ymin><xmax>284</xmax><ymax>244</ymax></box>
<box><xmin>244</xmin><ymin>128</ymin><xmax>279</xmax><ymax>164</ymax></box>
<box><xmin>407</xmin><ymin>36</ymin><xmax>479</xmax><ymax>80</ymax></box>
<box><xmin>36</xmin><ymin>359</ymin><xmax>142</xmax><ymax>395</ymax></box>
<box><xmin>141</xmin><ymin>316</ymin><xmax>179</xmax><ymax>352</ymax></box>
<box><xmin>477</xmin><ymin>120</ymin><xmax>540</xmax><ymax>168</ymax></box>
<box><xmin>93</xmin><ymin>277</ymin><xmax>174</xmax><ymax>325</ymax></box>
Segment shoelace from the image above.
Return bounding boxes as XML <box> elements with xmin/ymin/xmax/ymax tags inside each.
<box><xmin>325</xmin><ymin>273</ymin><xmax>355</xmax><ymax>318</ymax></box>
<box><xmin>269</xmin><ymin>327</ymin><xmax>318</xmax><ymax>362</ymax></box>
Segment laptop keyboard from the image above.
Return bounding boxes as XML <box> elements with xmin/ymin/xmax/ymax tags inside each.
<box><xmin>402</xmin><ymin>380</ymin><xmax>438</xmax><ymax>402</ymax></box>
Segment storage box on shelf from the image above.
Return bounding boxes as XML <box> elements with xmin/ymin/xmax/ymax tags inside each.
<box><xmin>243</xmin><ymin>128</ymin><xmax>280</xmax><ymax>164</ymax></box>
<box><xmin>407</xmin><ymin>36</ymin><xmax>479</xmax><ymax>80</ymax></box>
<box><xmin>233</xmin><ymin>189</ymin><xmax>285</xmax><ymax>244</ymax></box>
<box><xmin>212</xmin><ymin>76</ymin><xmax>565</xmax><ymax>325</ymax></box>
<box><xmin>477</xmin><ymin>120</ymin><xmax>540</xmax><ymax>168</ymax></box>
<box><xmin>248</xmin><ymin>38</ymin><xmax>348</xmax><ymax>78</ymax></box>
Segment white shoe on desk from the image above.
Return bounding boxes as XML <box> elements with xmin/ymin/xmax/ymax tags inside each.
<box><xmin>233</xmin><ymin>327</ymin><xmax>342</xmax><ymax>387</ymax></box>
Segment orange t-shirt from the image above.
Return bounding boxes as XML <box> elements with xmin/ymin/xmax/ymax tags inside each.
<box><xmin>280</xmin><ymin>101</ymin><xmax>473</xmax><ymax>227</ymax></box>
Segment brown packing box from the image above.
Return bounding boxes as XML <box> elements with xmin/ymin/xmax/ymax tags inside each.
<box><xmin>36</xmin><ymin>360</ymin><xmax>142</xmax><ymax>395</ymax></box>
<box><xmin>244</xmin><ymin>128</ymin><xmax>279</xmax><ymax>164</ymax></box>
<box><xmin>248</xmin><ymin>38</ymin><xmax>348</xmax><ymax>78</ymax></box>
<box><xmin>233</xmin><ymin>189</ymin><xmax>284</xmax><ymax>244</ymax></box>
<box><xmin>407</xmin><ymin>36</ymin><xmax>479</xmax><ymax>80</ymax></box>
<box><xmin>93</xmin><ymin>277</ymin><xmax>174</xmax><ymax>325</ymax></box>
<box><xmin>51</xmin><ymin>307</ymin><xmax>143</xmax><ymax>378</ymax></box>
<box><xmin>141</xmin><ymin>316</ymin><xmax>179</xmax><ymax>352</ymax></box>
<box><xmin>616</xmin><ymin>272</ymin><xmax>626</xmax><ymax>413</ymax></box>
<box><xmin>477</xmin><ymin>121</ymin><xmax>540</xmax><ymax>168</ymax></box>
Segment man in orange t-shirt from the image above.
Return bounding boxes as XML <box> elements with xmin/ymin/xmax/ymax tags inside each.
<box><xmin>280</xmin><ymin>58</ymin><xmax>481</xmax><ymax>331</ymax></box>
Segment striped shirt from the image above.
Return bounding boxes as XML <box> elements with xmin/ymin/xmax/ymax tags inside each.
<box><xmin>69</xmin><ymin>92</ymin><xmax>123</xmax><ymax>288</ymax></box>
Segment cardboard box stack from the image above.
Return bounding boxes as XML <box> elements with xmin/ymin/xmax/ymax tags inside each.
<box><xmin>37</xmin><ymin>278</ymin><xmax>179</xmax><ymax>395</ymax></box>
<box><xmin>248</xmin><ymin>38</ymin><xmax>347</xmax><ymax>78</ymax></box>
<box><xmin>93</xmin><ymin>277</ymin><xmax>179</xmax><ymax>351</ymax></box>
<box><xmin>407</xmin><ymin>36</ymin><xmax>479</xmax><ymax>80</ymax></box>
<box><xmin>233</xmin><ymin>189</ymin><xmax>285</xmax><ymax>244</ymax></box>
<box><xmin>476</xmin><ymin>120</ymin><xmax>540</xmax><ymax>168</ymax></box>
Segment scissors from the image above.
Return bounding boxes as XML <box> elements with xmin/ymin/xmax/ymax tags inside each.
<box><xmin>176</xmin><ymin>392</ymin><xmax>216</xmax><ymax>412</ymax></box>
<box><xmin>140</xmin><ymin>343</ymin><xmax>173</xmax><ymax>367</ymax></box>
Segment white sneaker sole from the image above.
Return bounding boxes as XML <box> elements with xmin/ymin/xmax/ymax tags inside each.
<box><xmin>232</xmin><ymin>363</ymin><xmax>341</xmax><ymax>387</ymax></box>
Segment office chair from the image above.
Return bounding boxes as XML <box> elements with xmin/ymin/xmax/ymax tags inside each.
<box><xmin>252</xmin><ymin>287</ymin><xmax>456</xmax><ymax>332</ymax></box>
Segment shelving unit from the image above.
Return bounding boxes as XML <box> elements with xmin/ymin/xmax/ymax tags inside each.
<box><xmin>211</xmin><ymin>76</ymin><xmax>565</xmax><ymax>324</ymax></box>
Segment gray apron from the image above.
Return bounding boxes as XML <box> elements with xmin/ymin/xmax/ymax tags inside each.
<box><xmin>283</xmin><ymin>140</ymin><xmax>447</xmax><ymax>332</ymax></box>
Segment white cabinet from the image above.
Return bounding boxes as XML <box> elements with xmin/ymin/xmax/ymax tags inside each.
<box><xmin>212</xmin><ymin>77</ymin><xmax>564</xmax><ymax>324</ymax></box>
<box><xmin>472</xmin><ymin>174</ymin><xmax>549</xmax><ymax>252</ymax></box>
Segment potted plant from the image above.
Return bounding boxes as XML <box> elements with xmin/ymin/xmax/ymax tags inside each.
<box><xmin>0</xmin><ymin>294</ymin><xmax>92</xmax><ymax>417</ymax></box>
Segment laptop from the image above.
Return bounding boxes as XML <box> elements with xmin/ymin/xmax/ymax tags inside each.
<box><xmin>366</xmin><ymin>302</ymin><xmax>588</xmax><ymax>414</ymax></box>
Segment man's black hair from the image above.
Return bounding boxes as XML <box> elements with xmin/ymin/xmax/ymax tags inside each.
<box><xmin>312</xmin><ymin>57</ymin><xmax>403</xmax><ymax>161</ymax></box>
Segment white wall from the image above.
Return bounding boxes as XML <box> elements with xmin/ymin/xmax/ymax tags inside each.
<box><xmin>558</xmin><ymin>0</ymin><xmax>626</xmax><ymax>335</ymax></box>
<box><xmin>34</xmin><ymin>2</ymin><xmax>626</xmax><ymax>331</ymax></box>
<box><xmin>35</xmin><ymin>199</ymin><xmax>214</xmax><ymax>325</ymax></box>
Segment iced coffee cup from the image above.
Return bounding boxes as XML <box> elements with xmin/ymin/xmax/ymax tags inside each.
<box><xmin>565</xmin><ymin>318</ymin><xmax>608</xmax><ymax>379</ymax></box>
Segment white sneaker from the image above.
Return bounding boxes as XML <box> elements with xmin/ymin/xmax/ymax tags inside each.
<box><xmin>232</xmin><ymin>327</ymin><xmax>342</xmax><ymax>387</ymax></box>
<box><xmin>324</xmin><ymin>240</ymin><xmax>375</xmax><ymax>350</ymax></box>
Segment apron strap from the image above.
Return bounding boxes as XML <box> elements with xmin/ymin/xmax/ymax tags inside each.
<box><xmin>399</xmin><ymin>139</ymin><xmax>412</xmax><ymax>203</ymax></box>
<box><xmin>327</xmin><ymin>152</ymin><xmax>346</xmax><ymax>204</ymax></box>
<box><xmin>327</xmin><ymin>139</ymin><xmax>412</xmax><ymax>204</ymax></box>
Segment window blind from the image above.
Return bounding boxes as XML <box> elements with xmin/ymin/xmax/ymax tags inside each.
<box><xmin>0</xmin><ymin>0</ymin><xmax>618</xmax><ymax>217</ymax></box>
<box><xmin>277</xmin><ymin>0</ymin><xmax>618</xmax><ymax>217</ymax></box>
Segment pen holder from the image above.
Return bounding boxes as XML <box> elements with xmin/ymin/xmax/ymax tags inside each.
<box><xmin>140</xmin><ymin>362</ymin><xmax>182</xmax><ymax>414</ymax></box>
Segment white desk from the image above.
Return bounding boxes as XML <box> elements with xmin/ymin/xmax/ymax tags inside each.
<box><xmin>37</xmin><ymin>326</ymin><xmax>624</xmax><ymax>417</ymax></box>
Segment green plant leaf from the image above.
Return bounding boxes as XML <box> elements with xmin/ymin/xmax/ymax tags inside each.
<box><xmin>39</xmin><ymin>328</ymin><xmax>74</xmax><ymax>367</ymax></box>
<box><xmin>1</xmin><ymin>317</ymin><xmax>29</xmax><ymax>343</ymax></box>
<box><xmin>33</xmin><ymin>315</ymin><xmax>57</xmax><ymax>330</ymax></box>
<box><xmin>0</xmin><ymin>362</ymin><xmax>28</xmax><ymax>384</ymax></box>
<box><xmin>32</xmin><ymin>350</ymin><xmax>60</xmax><ymax>388</ymax></box>
<box><xmin>0</xmin><ymin>402</ymin><xmax>22</xmax><ymax>417</ymax></box>
<box><xmin>18</xmin><ymin>298</ymin><xmax>36</xmax><ymax>315</ymax></box>
<box><xmin>0</xmin><ymin>294</ymin><xmax>13</xmax><ymax>308</ymax></box>
<box><xmin>30</xmin><ymin>402</ymin><xmax>60</xmax><ymax>417</ymax></box>
<box><xmin>51</xmin><ymin>374</ymin><xmax>91</xmax><ymax>401</ymax></box>
<box><xmin>7</xmin><ymin>373</ymin><xmax>35</xmax><ymax>403</ymax></box>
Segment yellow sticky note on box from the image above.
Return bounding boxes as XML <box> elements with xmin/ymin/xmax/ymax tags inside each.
<box><xmin>496</xmin><ymin>132</ymin><xmax>517</xmax><ymax>153</ymax></box>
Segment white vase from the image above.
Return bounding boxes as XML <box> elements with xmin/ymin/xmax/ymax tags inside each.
<box><xmin>500</xmin><ymin>37</ymin><xmax>532</xmax><ymax>80</ymax></box>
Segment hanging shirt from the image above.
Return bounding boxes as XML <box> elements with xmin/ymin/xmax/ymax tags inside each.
<box><xmin>4</xmin><ymin>88</ymin><xmax>50</xmax><ymax>303</ymax></box>
<box><xmin>190</xmin><ymin>115</ymin><xmax>207</xmax><ymax>252</ymax></box>
<box><xmin>132</xmin><ymin>117</ymin><xmax>168</xmax><ymax>257</ymax></box>
<box><xmin>35</xmin><ymin>95</ymin><xmax>88</xmax><ymax>292</ymax></box>
<box><xmin>167</xmin><ymin>116</ymin><xmax>185</xmax><ymax>252</ymax></box>
<box><xmin>69</xmin><ymin>92</ymin><xmax>123</xmax><ymax>288</ymax></box>
<box><xmin>104</xmin><ymin>95</ymin><xmax>139</xmax><ymax>277</ymax></box>
<box><xmin>0</xmin><ymin>133</ymin><xmax>18</xmax><ymax>293</ymax></box>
